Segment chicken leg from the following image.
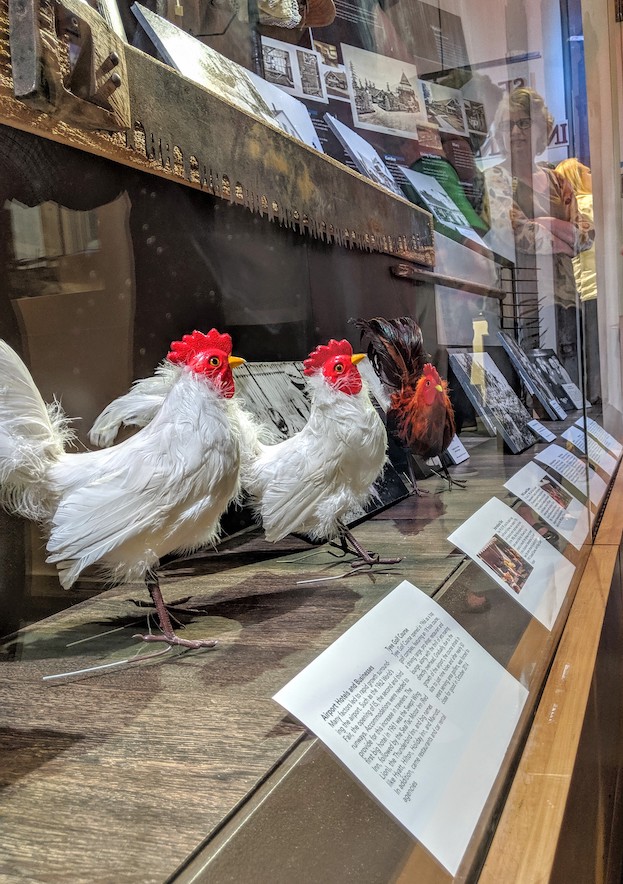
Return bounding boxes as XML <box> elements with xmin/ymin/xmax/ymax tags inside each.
<box><xmin>428</xmin><ymin>461</ymin><xmax>467</xmax><ymax>492</ymax></box>
<box><xmin>134</xmin><ymin>577</ymin><xmax>217</xmax><ymax>649</ymax></box>
<box><xmin>336</xmin><ymin>523</ymin><xmax>402</xmax><ymax>567</ymax></box>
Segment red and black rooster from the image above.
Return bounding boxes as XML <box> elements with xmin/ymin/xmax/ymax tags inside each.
<box><xmin>355</xmin><ymin>316</ymin><xmax>463</xmax><ymax>491</ymax></box>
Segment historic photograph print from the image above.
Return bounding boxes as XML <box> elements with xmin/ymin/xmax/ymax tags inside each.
<box><xmin>341</xmin><ymin>44</ymin><xmax>427</xmax><ymax>139</ymax></box>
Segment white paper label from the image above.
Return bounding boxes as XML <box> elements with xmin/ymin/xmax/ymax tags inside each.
<box><xmin>274</xmin><ymin>581</ymin><xmax>528</xmax><ymax>876</ymax></box>
<box><xmin>528</xmin><ymin>420</ymin><xmax>557</xmax><ymax>443</ymax></box>
<box><xmin>551</xmin><ymin>399</ymin><xmax>568</xmax><ymax>420</ymax></box>
<box><xmin>445</xmin><ymin>435</ymin><xmax>470</xmax><ymax>464</ymax></box>
<box><xmin>561</xmin><ymin>427</ymin><xmax>618</xmax><ymax>476</ymax></box>
<box><xmin>575</xmin><ymin>417</ymin><xmax>623</xmax><ymax>459</ymax></box>
<box><xmin>562</xmin><ymin>383</ymin><xmax>585</xmax><ymax>410</ymax></box>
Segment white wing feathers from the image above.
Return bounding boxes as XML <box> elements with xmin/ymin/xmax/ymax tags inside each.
<box><xmin>0</xmin><ymin>341</ymin><xmax>72</xmax><ymax>521</ymax></box>
<box><xmin>89</xmin><ymin>362</ymin><xmax>267</xmax><ymax>472</ymax></box>
<box><xmin>89</xmin><ymin>361</ymin><xmax>180</xmax><ymax>447</ymax></box>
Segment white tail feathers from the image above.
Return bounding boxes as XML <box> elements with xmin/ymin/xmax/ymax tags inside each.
<box><xmin>0</xmin><ymin>341</ymin><xmax>71</xmax><ymax>522</ymax></box>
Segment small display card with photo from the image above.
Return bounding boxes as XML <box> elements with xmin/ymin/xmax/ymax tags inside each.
<box><xmin>575</xmin><ymin>417</ymin><xmax>623</xmax><ymax>459</ymax></box>
<box><xmin>527</xmin><ymin>420</ymin><xmax>557</xmax><ymax>443</ymax></box>
<box><xmin>534</xmin><ymin>443</ymin><xmax>607</xmax><ymax>509</ymax></box>
<box><xmin>447</xmin><ymin>497</ymin><xmax>575</xmax><ymax>629</ymax></box>
<box><xmin>560</xmin><ymin>426</ymin><xmax>619</xmax><ymax>477</ymax></box>
<box><xmin>274</xmin><ymin>580</ymin><xmax>528</xmax><ymax>876</ymax></box>
<box><xmin>504</xmin><ymin>462</ymin><xmax>590</xmax><ymax>551</ymax></box>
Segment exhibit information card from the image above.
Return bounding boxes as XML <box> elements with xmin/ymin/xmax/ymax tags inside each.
<box><xmin>445</xmin><ymin>434</ymin><xmax>470</xmax><ymax>464</ymax></box>
<box><xmin>504</xmin><ymin>462</ymin><xmax>590</xmax><ymax>550</ymax></box>
<box><xmin>535</xmin><ymin>443</ymin><xmax>607</xmax><ymax>508</ymax></box>
<box><xmin>274</xmin><ymin>581</ymin><xmax>528</xmax><ymax>876</ymax></box>
<box><xmin>527</xmin><ymin>419</ymin><xmax>557</xmax><ymax>443</ymax></box>
<box><xmin>561</xmin><ymin>426</ymin><xmax>619</xmax><ymax>476</ymax></box>
<box><xmin>447</xmin><ymin>497</ymin><xmax>575</xmax><ymax>629</ymax></box>
<box><xmin>575</xmin><ymin>416</ymin><xmax>623</xmax><ymax>460</ymax></box>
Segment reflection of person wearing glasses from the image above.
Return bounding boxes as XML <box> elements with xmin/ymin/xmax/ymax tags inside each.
<box><xmin>498</xmin><ymin>116</ymin><xmax>532</xmax><ymax>133</ymax></box>
<box><xmin>482</xmin><ymin>88</ymin><xmax>594</xmax><ymax>384</ymax></box>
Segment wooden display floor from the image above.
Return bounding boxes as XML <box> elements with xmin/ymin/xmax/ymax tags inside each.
<box><xmin>0</xmin><ymin>430</ymin><xmax>594</xmax><ymax>882</ymax></box>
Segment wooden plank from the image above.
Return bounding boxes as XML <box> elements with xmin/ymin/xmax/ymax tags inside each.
<box><xmin>594</xmin><ymin>459</ymin><xmax>623</xmax><ymax>545</ymax></box>
<box><xmin>478</xmin><ymin>544</ymin><xmax>618</xmax><ymax>883</ymax></box>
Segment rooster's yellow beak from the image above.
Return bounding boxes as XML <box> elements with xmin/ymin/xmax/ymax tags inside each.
<box><xmin>351</xmin><ymin>353</ymin><xmax>366</xmax><ymax>365</ymax></box>
<box><xmin>435</xmin><ymin>384</ymin><xmax>443</xmax><ymax>392</ymax></box>
<box><xmin>228</xmin><ymin>356</ymin><xmax>246</xmax><ymax>369</ymax></box>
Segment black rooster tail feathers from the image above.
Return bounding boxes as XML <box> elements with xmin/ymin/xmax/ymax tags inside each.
<box><xmin>352</xmin><ymin>316</ymin><xmax>428</xmax><ymax>391</ymax></box>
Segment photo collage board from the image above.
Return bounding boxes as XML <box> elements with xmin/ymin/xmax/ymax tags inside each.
<box><xmin>257</xmin><ymin>1</ymin><xmax>494</xmax><ymax>253</ymax></box>
<box><xmin>131</xmin><ymin>0</ymin><xmax>498</xmax><ymax>255</ymax></box>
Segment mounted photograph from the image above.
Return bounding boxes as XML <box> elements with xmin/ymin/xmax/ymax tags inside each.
<box><xmin>341</xmin><ymin>44</ymin><xmax>427</xmax><ymax>139</ymax></box>
<box><xmin>449</xmin><ymin>351</ymin><xmax>535</xmax><ymax>453</ymax></box>
<box><xmin>420</xmin><ymin>81</ymin><xmax>468</xmax><ymax>135</ymax></box>
<box><xmin>262</xmin><ymin>37</ymin><xmax>328</xmax><ymax>104</ymax></box>
<box><xmin>324</xmin><ymin>114</ymin><xmax>405</xmax><ymax>196</ymax></box>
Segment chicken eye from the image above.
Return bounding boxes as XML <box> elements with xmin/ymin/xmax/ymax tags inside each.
<box><xmin>209</xmin><ymin>356</ymin><xmax>221</xmax><ymax>367</ymax></box>
<box><xmin>334</xmin><ymin>362</ymin><xmax>344</xmax><ymax>373</ymax></box>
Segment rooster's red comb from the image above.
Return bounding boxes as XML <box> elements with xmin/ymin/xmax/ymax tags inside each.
<box><xmin>303</xmin><ymin>339</ymin><xmax>353</xmax><ymax>375</ymax></box>
<box><xmin>423</xmin><ymin>363</ymin><xmax>440</xmax><ymax>380</ymax></box>
<box><xmin>167</xmin><ymin>329</ymin><xmax>233</xmax><ymax>365</ymax></box>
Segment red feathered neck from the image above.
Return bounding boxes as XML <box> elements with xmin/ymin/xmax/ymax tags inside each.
<box><xmin>167</xmin><ymin>329</ymin><xmax>233</xmax><ymax>364</ymax></box>
<box><xmin>303</xmin><ymin>339</ymin><xmax>352</xmax><ymax>374</ymax></box>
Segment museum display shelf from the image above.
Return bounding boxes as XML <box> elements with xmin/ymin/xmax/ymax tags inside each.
<box><xmin>1</xmin><ymin>0</ymin><xmax>621</xmax><ymax>877</ymax></box>
<box><xmin>0</xmin><ymin>415</ymin><xmax>613</xmax><ymax>883</ymax></box>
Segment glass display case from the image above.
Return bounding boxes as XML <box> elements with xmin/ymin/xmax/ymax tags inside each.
<box><xmin>1</xmin><ymin>0</ymin><xmax>623</xmax><ymax>880</ymax></box>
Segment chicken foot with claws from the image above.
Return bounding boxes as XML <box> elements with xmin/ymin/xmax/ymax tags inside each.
<box><xmin>134</xmin><ymin>578</ymin><xmax>217</xmax><ymax>649</ymax></box>
<box><xmin>331</xmin><ymin>523</ymin><xmax>402</xmax><ymax>567</ymax></box>
<box><xmin>428</xmin><ymin>462</ymin><xmax>467</xmax><ymax>492</ymax></box>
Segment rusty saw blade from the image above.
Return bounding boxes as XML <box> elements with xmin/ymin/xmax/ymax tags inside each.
<box><xmin>3</xmin><ymin>0</ymin><xmax>435</xmax><ymax>262</ymax></box>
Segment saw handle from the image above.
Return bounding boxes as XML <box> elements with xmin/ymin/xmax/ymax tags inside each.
<box><xmin>8</xmin><ymin>0</ymin><xmax>130</xmax><ymax>132</ymax></box>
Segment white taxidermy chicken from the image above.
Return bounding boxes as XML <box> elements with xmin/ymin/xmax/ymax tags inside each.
<box><xmin>91</xmin><ymin>338</ymin><xmax>396</xmax><ymax>565</ymax></box>
<box><xmin>244</xmin><ymin>339</ymin><xmax>396</xmax><ymax>564</ymax></box>
<box><xmin>0</xmin><ymin>329</ymin><xmax>248</xmax><ymax>649</ymax></box>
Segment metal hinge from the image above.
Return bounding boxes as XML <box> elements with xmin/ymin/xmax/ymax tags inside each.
<box><xmin>8</xmin><ymin>0</ymin><xmax>130</xmax><ymax>131</ymax></box>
